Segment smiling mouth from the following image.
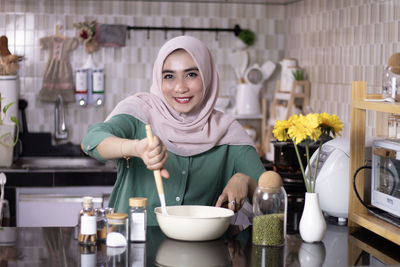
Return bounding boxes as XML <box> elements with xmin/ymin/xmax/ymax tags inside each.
<box><xmin>174</xmin><ymin>97</ymin><xmax>191</xmax><ymax>104</ymax></box>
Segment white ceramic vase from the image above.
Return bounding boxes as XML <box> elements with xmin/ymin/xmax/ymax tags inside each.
<box><xmin>299</xmin><ymin>192</ymin><xmax>327</xmax><ymax>243</ymax></box>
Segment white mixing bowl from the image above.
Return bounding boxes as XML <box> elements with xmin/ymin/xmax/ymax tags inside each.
<box><xmin>154</xmin><ymin>205</ymin><xmax>234</xmax><ymax>241</ymax></box>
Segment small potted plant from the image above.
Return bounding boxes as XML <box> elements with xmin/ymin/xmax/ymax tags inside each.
<box><xmin>292</xmin><ymin>68</ymin><xmax>306</xmax><ymax>93</ymax></box>
<box><xmin>0</xmin><ymin>96</ymin><xmax>19</xmax><ymax>167</ymax></box>
<box><xmin>235</xmin><ymin>29</ymin><xmax>256</xmax><ymax>49</ymax></box>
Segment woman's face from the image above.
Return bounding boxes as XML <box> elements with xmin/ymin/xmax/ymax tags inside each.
<box><xmin>161</xmin><ymin>49</ymin><xmax>203</xmax><ymax>113</ymax></box>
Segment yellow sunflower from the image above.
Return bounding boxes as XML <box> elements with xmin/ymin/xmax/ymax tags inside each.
<box><xmin>319</xmin><ymin>112</ymin><xmax>343</xmax><ymax>137</ymax></box>
<box><xmin>287</xmin><ymin>113</ymin><xmax>321</xmax><ymax>144</ymax></box>
<box><xmin>272</xmin><ymin>119</ymin><xmax>291</xmax><ymax>141</ymax></box>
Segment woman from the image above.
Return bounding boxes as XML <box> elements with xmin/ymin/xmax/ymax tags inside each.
<box><xmin>81</xmin><ymin>35</ymin><xmax>265</xmax><ymax>226</ymax></box>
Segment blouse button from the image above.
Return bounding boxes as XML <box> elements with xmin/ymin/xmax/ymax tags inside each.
<box><xmin>181</xmin><ymin>170</ymin><xmax>186</xmax><ymax>175</ymax></box>
<box><xmin>175</xmin><ymin>196</ymin><xmax>180</xmax><ymax>202</ymax></box>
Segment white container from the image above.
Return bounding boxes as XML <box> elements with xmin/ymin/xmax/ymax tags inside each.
<box><xmin>0</xmin><ymin>75</ymin><xmax>19</xmax><ymax>124</ymax></box>
<box><xmin>75</xmin><ymin>69</ymin><xmax>88</xmax><ymax>93</ymax></box>
<box><xmin>92</xmin><ymin>69</ymin><xmax>104</xmax><ymax>93</ymax></box>
<box><xmin>0</xmin><ymin>123</ymin><xmax>15</xmax><ymax>167</ymax></box>
<box><xmin>299</xmin><ymin>192</ymin><xmax>327</xmax><ymax>243</ymax></box>
<box><xmin>129</xmin><ymin>197</ymin><xmax>147</xmax><ymax>242</ymax></box>
<box><xmin>235</xmin><ymin>84</ymin><xmax>261</xmax><ymax>115</ymax></box>
<box><xmin>106</xmin><ymin>213</ymin><xmax>128</xmax><ymax>247</ymax></box>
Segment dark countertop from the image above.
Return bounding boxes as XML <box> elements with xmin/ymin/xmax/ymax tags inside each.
<box><xmin>0</xmin><ymin>223</ymin><xmax>399</xmax><ymax>267</ymax></box>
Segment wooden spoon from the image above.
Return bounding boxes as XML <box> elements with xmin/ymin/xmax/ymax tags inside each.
<box><xmin>145</xmin><ymin>125</ymin><xmax>168</xmax><ymax>214</ymax></box>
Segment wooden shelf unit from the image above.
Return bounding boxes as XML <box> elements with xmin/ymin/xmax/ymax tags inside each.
<box><xmin>264</xmin><ymin>80</ymin><xmax>310</xmax><ymax>153</ymax></box>
<box><xmin>348</xmin><ymin>229</ymin><xmax>400</xmax><ymax>266</ymax></box>
<box><xmin>349</xmin><ymin>81</ymin><xmax>400</xmax><ymax>245</ymax></box>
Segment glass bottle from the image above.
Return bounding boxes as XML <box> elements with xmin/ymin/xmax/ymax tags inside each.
<box><xmin>129</xmin><ymin>197</ymin><xmax>147</xmax><ymax>242</ymax></box>
<box><xmin>106</xmin><ymin>213</ymin><xmax>129</xmax><ymax>247</ymax></box>
<box><xmin>396</xmin><ymin>115</ymin><xmax>400</xmax><ymax>139</ymax></box>
<box><xmin>252</xmin><ymin>171</ymin><xmax>287</xmax><ymax>247</ymax></box>
<box><xmin>78</xmin><ymin>196</ymin><xmax>97</xmax><ymax>246</ymax></box>
<box><xmin>388</xmin><ymin>114</ymin><xmax>396</xmax><ymax>138</ymax></box>
<box><xmin>382</xmin><ymin>65</ymin><xmax>400</xmax><ymax>101</ymax></box>
<box><xmin>95</xmin><ymin>207</ymin><xmax>114</xmax><ymax>241</ymax></box>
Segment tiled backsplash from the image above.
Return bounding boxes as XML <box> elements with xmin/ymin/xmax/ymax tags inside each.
<box><xmin>0</xmin><ymin>0</ymin><xmax>398</xmax><ymax>145</ymax></box>
<box><xmin>285</xmin><ymin>0</ymin><xmax>400</xmax><ymax>138</ymax></box>
<box><xmin>1</xmin><ymin>0</ymin><xmax>285</xmax><ymax>145</ymax></box>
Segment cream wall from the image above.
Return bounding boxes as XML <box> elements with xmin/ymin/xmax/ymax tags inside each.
<box><xmin>1</xmin><ymin>0</ymin><xmax>397</xmax><ymax>145</ymax></box>
<box><xmin>1</xmin><ymin>0</ymin><xmax>285</xmax><ymax>145</ymax></box>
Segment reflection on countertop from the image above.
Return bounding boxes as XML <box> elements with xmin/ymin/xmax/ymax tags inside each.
<box><xmin>0</xmin><ymin>222</ymin><xmax>399</xmax><ymax>267</ymax></box>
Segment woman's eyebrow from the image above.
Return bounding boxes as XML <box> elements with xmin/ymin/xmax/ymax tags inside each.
<box><xmin>162</xmin><ymin>69</ymin><xmax>174</xmax><ymax>74</ymax></box>
<box><xmin>184</xmin><ymin>67</ymin><xmax>199</xmax><ymax>72</ymax></box>
<box><xmin>162</xmin><ymin>67</ymin><xmax>199</xmax><ymax>74</ymax></box>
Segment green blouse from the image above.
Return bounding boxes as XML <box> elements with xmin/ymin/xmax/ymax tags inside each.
<box><xmin>82</xmin><ymin>114</ymin><xmax>265</xmax><ymax>226</ymax></box>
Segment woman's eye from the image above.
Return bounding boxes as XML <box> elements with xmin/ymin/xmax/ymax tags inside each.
<box><xmin>187</xmin><ymin>72</ymin><xmax>198</xmax><ymax>78</ymax></box>
<box><xmin>163</xmin><ymin>73</ymin><xmax>173</xmax><ymax>79</ymax></box>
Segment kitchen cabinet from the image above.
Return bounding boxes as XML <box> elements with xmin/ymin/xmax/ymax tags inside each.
<box><xmin>349</xmin><ymin>81</ymin><xmax>400</xmax><ymax>245</ymax></box>
<box><xmin>2</xmin><ymin>168</ymin><xmax>117</xmax><ymax>226</ymax></box>
<box><xmin>16</xmin><ymin>186</ymin><xmax>113</xmax><ymax>227</ymax></box>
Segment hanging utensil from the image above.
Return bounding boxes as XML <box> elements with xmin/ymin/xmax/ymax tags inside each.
<box><xmin>0</xmin><ymin>172</ymin><xmax>6</xmax><ymax>225</ymax></box>
<box><xmin>145</xmin><ymin>125</ymin><xmax>168</xmax><ymax>215</ymax></box>
<box><xmin>229</xmin><ymin>50</ymin><xmax>248</xmax><ymax>83</ymax></box>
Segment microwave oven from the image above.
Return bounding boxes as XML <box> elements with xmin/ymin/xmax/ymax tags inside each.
<box><xmin>371</xmin><ymin>139</ymin><xmax>400</xmax><ymax>218</ymax></box>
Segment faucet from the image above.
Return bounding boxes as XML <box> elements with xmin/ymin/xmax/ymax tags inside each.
<box><xmin>55</xmin><ymin>94</ymin><xmax>68</xmax><ymax>140</ymax></box>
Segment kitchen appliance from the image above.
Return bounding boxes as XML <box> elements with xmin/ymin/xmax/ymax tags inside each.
<box><xmin>306</xmin><ymin>138</ymin><xmax>350</xmax><ymax>223</ymax></box>
<box><xmin>371</xmin><ymin>139</ymin><xmax>400</xmax><ymax>218</ymax></box>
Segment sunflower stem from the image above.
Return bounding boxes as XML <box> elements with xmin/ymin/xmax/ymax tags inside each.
<box><xmin>293</xmin><ymin>142</ymin><xmax>310</xmax><ymax>192</ymax></box>
<box><xmin>312</xmin><ymin>140</ymin><xmax>323</xmax><ymax>192</ymax></box>
<box><xmin>305</xmin><ymin>140</ymin><xmax>312</xmax><ymax>192</ymax></box>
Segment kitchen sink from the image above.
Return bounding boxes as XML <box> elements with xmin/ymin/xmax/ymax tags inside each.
<box><xmin>15</xmin><ymin>156</ymin><xmax>115</xmax><ymax>170</ymax></box>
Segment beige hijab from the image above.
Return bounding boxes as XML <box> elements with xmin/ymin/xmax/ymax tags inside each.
<box><xmin>106</xmin><ymin>35</ymin><xmax>254</xmax><ymax>156</ymax></box>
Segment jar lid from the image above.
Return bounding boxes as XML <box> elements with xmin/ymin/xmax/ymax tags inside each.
<box><xmin>129</xmin><ymin>197</ymin><xmax>147</xmax><ymax>207</ymax></box>
<box><xmin>388</xmin><ymin>53</ymin><xmax>400</xmax><ymax>74</ymax></box>
<box><xmin>82</xmin><ymin>196</ymin><xmax>94</xmax><ymax>206</ymax></box>
<box><xmin>106</xmin><ymin>213</ymin><xmax>128</xmax><ymax>220</ymax></box>
<box><xmin>258</xmin><ymin>171</ymin><xmax>283</xmax><ymax>188</ymax></box>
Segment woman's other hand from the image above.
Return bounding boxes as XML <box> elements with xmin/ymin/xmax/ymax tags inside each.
<box><xmin>216</xmin><ymin>173</ymin><xmax>255</xmax><ymax>212</ymax></box>
<box><xmin>136</xmin><ymin>136</ymin><xmax>170</xmax><ymax>178</ymax></box>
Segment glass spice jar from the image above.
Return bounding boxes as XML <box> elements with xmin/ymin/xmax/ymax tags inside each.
<box><xmin>396</xmin><ymin>115</ymin><xmax>400</xmax><ymax>139</ymax></box>
<box><xmin>106</xmin><ymin>213</ymin><xmax>129</xmax><ymax>247</ymax></box>
<box><xmin>95</xmin><ymin>207</ymin><xmax>114</xmax><ymax>241</ymax></box>
<box><xmin>388</xmin><ymin>114</ymin><xmax>397</xmax><ymax>138</ymax></box>
<box><xmin>129</xmin><ymin>197</ymin><xmax>147</xmax><ymax>242</ymax></box>
<box><xmin>252</xmin><ymin>171</ymin><xmax>287</xmax><ymax>247</ymax></box>
<box><xmin>78</xmin><ymin>196</ymin><xmax>97</xmax><ymax>246</ymax></box>
<box><xmin>382</xmin><ymin>65</ymin><xmax>400</xmax><ymax>101</ymax></box>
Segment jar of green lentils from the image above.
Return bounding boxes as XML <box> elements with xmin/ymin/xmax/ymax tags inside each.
<box><xmin>252</xmin><ymin>171</ymin><xmax>287</xmax><ymax>247</ymax></box>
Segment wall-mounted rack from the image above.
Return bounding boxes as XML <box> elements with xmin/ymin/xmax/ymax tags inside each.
<box><xmin>126</xmin><ymin>24</ymin><xmax>242</xmax><ymax>39</ymax></box>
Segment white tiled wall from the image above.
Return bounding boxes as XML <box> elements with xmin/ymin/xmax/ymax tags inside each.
<box><xmin>1</xmin><ymin>0</ymin><xmax>398</xmax><ymax>145</ymax></box>
<box><xmin>1</xmin><ymin>0</ymin><xmax>285</xmax><ymax>145</ymax></box>
<box><xmin>285</xmin><ymin>0</ymin><xmax>400</xmax><ymax>138</ymax></box>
